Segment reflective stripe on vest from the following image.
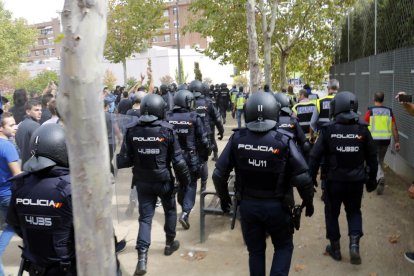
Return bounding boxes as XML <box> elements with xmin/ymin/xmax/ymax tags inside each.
<box><xmin>236</xmin><ymin>94</ymin><xmax>246</xmax><ymax>109</ymax></box>
<box><xmin>368</xmin><ymin>107</ymin><xmax>392</xmax><ymax>140</ymax></box>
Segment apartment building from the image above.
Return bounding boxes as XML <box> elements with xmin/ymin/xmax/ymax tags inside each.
<box><xmin>28</xmin><ymin>18</ymin><xmax>62</xmax><ymax>62</ymax></box>
<box><xmin>152</xmin><ymin>0</ymin><xmax>208</xmax><ymax>49</ymax></box>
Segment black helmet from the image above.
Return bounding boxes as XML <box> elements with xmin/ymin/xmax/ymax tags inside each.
<box><xmin>23</xmin><ymin>124</ymin><xmax>68</xmax><ymax>172</ymax></box>
<box><xmin>274</xmin><ymin>92</ymin><xmax>292</xmax><ymax>115</ymax></box>
<box><xmin>330</xmin><ymin>91</ymin><xmax>358</xmax><ymax>118</ymax></box>
<box><xmin>160</xmin><ymin>84</ymin><xmax>168</xmax><ymax>95</ymax></box>
<box><xmin>140</xmin><ymin>94</ymin><xmax>166</xmax><ymax>122</ymax></box>
<box><xmin>177</xmin><ymin>83</ymin><xmax>188</xmax><ymax>92</ymax></box>
<box><xmin>215</xmin><ymin>84</ymin><xmax>220</xmax><ymax>90</ymax></box>
<box><xmin>189</xmin><ymin>80</ymin><xmax>203</xmax><ymax>98</ymax></box>
<box><xmin>174</xmin><ymin>90</ymin><xmax>194</xmax><ymax>110</ymax></box>
<box><xmin>202</xmin><ymin>83</ymin><xmax>210</xmax><ymax>96</ymax></box>
<box><xmin>221</xmin><ymin>83</ymin><xmax>227</xmax><ymax>89</ymax></box>
<box><xmin>210</xmin><ymin>84</ymin><xmax>215</xmax><ymax>91</ymax></box>
<box><xmin>245</xmin><ymin>92</ymin><xmax>280</xmax><ymax>132</ymax></box>
<box><xmin>169</xmin><ymin>83</ymin><xmax>177</xmax><ymax>92</ymax></box>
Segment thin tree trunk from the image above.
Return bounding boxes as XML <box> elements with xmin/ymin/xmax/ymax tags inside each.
<box><xmin>246</xmin><ymin>0</ymin><xmax>260</xmax><ymax>93</ymax></box>
<box><xmin>122</xmin><ymin>59</ymin><xmax>127</xmax><ymax>85</ymax></box>
<box><xmin>263</xmin><ymin>34</ymin><xmax>272</xmax><ymax>89</ymax></box>
<box><xmin>58</xmin><ymin>1</ymin><xmax>116</xmax><ymax>275</ymax></box>
<box><xmin>279</xmin><ymin>50</ymin><xmax>289</xmax><ymax>90</ymax></box>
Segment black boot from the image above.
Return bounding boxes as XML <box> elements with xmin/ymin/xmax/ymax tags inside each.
<box><xmin>349</xmin><ymin>235</ymin><xmax>361</xmax><ymax>265</ymax></box>
<box><xmin>200</xmin><ymin>181</ymin><xmax>207</xmax><ymax>193</ymax></box>
<box><xmin>326</xmin><ymin>240</ymin><xmax>342</xmax><ymax>261</ymax></box>
<box><xmin>134</xmin><ymin>249</ymin><xmax>148</xmax><ymax>276</ymax></box>
<box><xmin>179</xmin><ymin>212</ymin><xmax>190</xmax><ymax>230</ymax></box>
<box><xmin>164</xmin><ymin>238</ymin><xmax>180</xmax><ymax>256</ymax></box>
<box><xmin>212</xmin><ymin>152</ymin><xmax>218</xmax><ymax>161</ymax></box>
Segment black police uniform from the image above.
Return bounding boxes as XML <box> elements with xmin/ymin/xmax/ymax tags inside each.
<box><xmin>216</xmin><ymin>86</ymin><xmax>230</xmax><ymax>124</ymax></box>
<box><xmin>195</xmin><ymin>95</ymin><xmax>224</xmax><ymax>190</ymax></box>
<box><xmin>308</xmin><ymin>92</ymin><xmax>378</xmax><ymax>264</ymax></box>
<box><xmin>213</xmin><ymin>92</ymin><xmax>314</xmax><ymax>276</ymax></box>
<box><xmin>294</xmin><ymin>101</ymin><xmax>316</xmax><ymax>136</ymax></box>
<box><xmin>7</xmin><ymin>167</ymin><xmax>76</xmax><ymax>275</ymax></box>
<box><xmin>278</xmin><ymin>114</ymin><xmax>307</xmax><ymax>150</ymax></box>
<box><xmin>118</xmin><ymin>118</ymin><xmax>190</xmax><ymax>251</ymax></box>
<box><xmin>166</xmin><ymin>105</ymin><xmax>208</xmax><ymax>228</ymax></box>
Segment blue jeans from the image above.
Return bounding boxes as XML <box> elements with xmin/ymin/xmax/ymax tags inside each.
<box><xmin>236</xmin><ymin>109</ymin><xmax>244</xmax><ymax>129</ymax></box>
<box><xmin>0</xmin><ymin>195</ymin><xmax>14</xmax><ymax>275</ymax></box>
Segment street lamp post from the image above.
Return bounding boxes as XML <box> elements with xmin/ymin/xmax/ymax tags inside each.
<box><xmin>176</xmin><ymin>0</ymin><xmax>182</xmax><ymax>84</ymax></box>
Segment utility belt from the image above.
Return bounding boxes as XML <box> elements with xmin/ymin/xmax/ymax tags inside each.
<box><xmin>20</xmin><ymin>258</ymin><xmax>74</xmax><ymax>276</ymax></box>
<box><xmin>241</xmin><ymin>188</ymin><xmax>283</xmax><ymax>201</ymax></box>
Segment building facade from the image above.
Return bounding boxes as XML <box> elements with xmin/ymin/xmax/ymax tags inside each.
<box><xmin>28</xmin><ymin>18</ymin><xmax>62</xmax><ymax>62</ymax></box>
<box><xmin>152</xmin><ymin>0</ymin><xmax>208</xmax><ymax>49</ymax></box>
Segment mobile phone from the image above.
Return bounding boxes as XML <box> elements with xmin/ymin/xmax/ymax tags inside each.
<box><xmin>398</xmin><ymin>94</ymin><xmax>412</xmax><ymax>103</ymax></box>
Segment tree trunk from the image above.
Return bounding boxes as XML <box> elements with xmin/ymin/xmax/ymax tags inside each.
<box><xmin>122</xmin><ymin>59</ymin><xmax>127</xmax><ymax>85</ymax></box>
<box><xmin>246</xmin><ymin>0</ymin><xmax>260</xmax><ymax>93</ymax></box>
<box><xmin>58</xmin><ymin>1</ymin><xmax>117</xmax><ymax>275</ymax></box>
<box><xmin>263</xmin><ymin>34</ymin><xmax>272</xmax><ymax>89</ymax></box>
<box><xmin>279</xmin><ymin>50</ymin><xmax>289</xmax><ymax>90</ymax></box>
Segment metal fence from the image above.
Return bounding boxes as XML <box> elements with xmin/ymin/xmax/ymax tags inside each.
<box><xmin>330</xmin><ymin>46</ymin><xmax>414</xmax><ymax>167</ymax></box>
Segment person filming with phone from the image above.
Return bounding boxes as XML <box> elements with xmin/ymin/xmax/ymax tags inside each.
<box><xmin>395</xmin><ymin>91</ymin><xmax>414</xmax><ymax>264</ymax></box>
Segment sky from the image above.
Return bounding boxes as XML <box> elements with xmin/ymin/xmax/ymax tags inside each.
<box><xmin>3</xmin><ymin>0</ymin><xmax>64</xmax><ymax>24</ymax></box>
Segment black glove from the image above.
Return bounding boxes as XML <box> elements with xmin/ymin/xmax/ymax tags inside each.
<box><xmin>218</xmin><ymin>133</ymin><xmax>224</xmax><ymax>140</ymax></box>
<box><xmin>366</xmin><ymin>178</ymin><xmax>377</xmax><ymax>193</ymax></box>
<box><xmin>220</xmin><ymin>197</ymin><xmax>231</xmax><ymax>213</ymax></box>
<box><xmin>304</xmin><ymin>202</ymin><xmax>314</xmax><ymax>217</ymax></box>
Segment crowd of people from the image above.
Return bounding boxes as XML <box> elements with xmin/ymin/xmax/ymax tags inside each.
<box><xmin>0</xmin><ymin>78</ymin><xmax>413</xmax><ymax>275</ymax></box>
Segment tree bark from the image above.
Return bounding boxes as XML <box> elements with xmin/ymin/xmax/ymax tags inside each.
<box><xmin>122</xmin><ymin>59</ymin><xmax>127</xmax><ymax>86</ymax></box>
<box><xmin>58</xmin><ymin>1</ymin><xmax>117</xmax><ymax>275</ymax></box>
<box><xmin>260</xmin><ymin>0</ymin><xmax>278</xmax><ymax>90</ymax></box>
<box><xmin>246</xmin><ymin>0</ymin><xmax>260</xmax><ymax>93</ymax></box>
<box><xmin>279</xmin><ymin>50</ymin><xmax>289</xmax><ymax>90</ymax></box>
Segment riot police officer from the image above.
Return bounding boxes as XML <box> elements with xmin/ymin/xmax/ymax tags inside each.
<box><xmin>204</xmin><ymin>83</ymin><xmax>221</xmax><ymax>161</ymax></box>
<box><xmin>274</xmin><ymin>93</ymin><xmax>309</xmax><ymax>154</ymax></box>
<box><xmin>160</xmin><ymin>84</ymin><xmax>174</xmax><ymax>112</ymax></box>
<box><xmin>117</xmin><ymin>94</ymin><xmax>191</xmax><ymax>275</ymax></box>
<box><xmin>213</xmin><ymin>92</ymin><xmax>314</xmax><ymax>276</ymax></box>
<box><xmin>216</xmin><ymin>83</ymin><xmax>230</xmax><ymax>124</ymax></box>
<box><xmin>188</xmin><ymin>80</ymin><xmax>224</xmax><ymax>191</ymax></box>
<box><xmin>166</xmin><ymin>90</ymin><xmax>209</xmax><ymax>229</ymax></box>
<box><xmin>7</xmin><ymin>124</ymin><xmax>75</xmax><ymax>275</ymax></box>
<box><xmin>308</xmin><ymin>91</ymin><xmax>378</xmax><ymax>265</ymax></box>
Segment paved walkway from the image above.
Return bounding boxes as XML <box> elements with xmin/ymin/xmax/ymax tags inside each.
<box><xmin>3</xmin><ymin>115</ymin><xmax>414</xmax><ymax>275</ymax></box>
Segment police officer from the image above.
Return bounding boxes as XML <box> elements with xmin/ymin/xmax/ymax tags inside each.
<box><xmin>309</xmin><ymin>79</ymin><xmax>339</xmax><ymax>140</ymax></box>
<box><xmin>308</xmin><ymin>91</ymin><xmax>378</xmax><ymax>265</ymax></box>
<box><xmin>188</xmin><ymin>80</ymin><xmax>224</xmax><ymax>192</ymax></box>
<box><xmin>117</xmin><ymin>94</ymin><xmax>190</xmax><ymax>275</ymax></box>
<box><xmin>160</xmin><ymin>84</ymin><xmax>174</xmax><ymax>112</ymax></box>
<box><xmin>229</xmin><ymin>85</ymin><xmax>238</xmax><ymax>112</ymax></box>
<box><xmin>216</xmin><ymin>83</ymin><xmax>230</xmax><ymax>124</ymax></box>
<box><xmin>309</xmin><ymin>79</ymin><xmax>339</xmax><ymax>197</ymax></box>
<box><xmin>213</xmin><ymin>92</ymin><xmax>314</xmax><ymax>276</ymax></box>
<box><xmin>7</xmin><ymin>124</ymin><xmax>78</xmax><ymax>275</ymax></box>
<box><xmin>205</xmin><ymin>83</ymin><xmax>222</xmax><ymax>161</ymax></box>
<box><xmin>233</xmin><ymin>87</ymin><xmax>247</xmax><ymax>129</ymax></box>
<box><xmin>274</xmin><ymin>93</ymin><xmax>309</xmax><ymax>154</ymax></box>
<box><xmin>292</xmin><ymin>89</ymin><xmax>317</xmax><ymax>138</ymax></box>
<box><xmin>166</xmin><ymin>90</ymin><xmax>209</xmax><ymax>229</ymax></box>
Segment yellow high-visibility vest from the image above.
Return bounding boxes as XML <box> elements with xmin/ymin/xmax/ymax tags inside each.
<box><xmin>368</xmin><ymin>106</ymin><xmax>393</xmax><ymax>140</ymax></box>
<box><xmin>236</xmin><ymin>94</ymin><xmax>246</xmax><ymax>110</ymax></box>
